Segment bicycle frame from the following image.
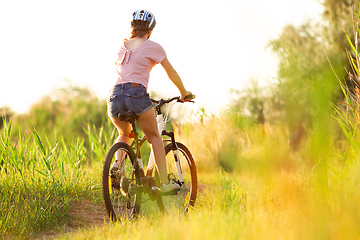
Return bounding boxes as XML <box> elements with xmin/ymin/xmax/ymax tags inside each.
<box><xmin>128</xmin><ymin>98</ymin><xmax>185</xmax><ymax>185</ymax></box>
<box><xmin>103</xmin><ymin>96</ymin><xmax>196</xmax><ymax>220</ymax></box>
<box><xmin>150</xmin><ymin>114</ymin><xmax>184</xmax><ymax>185</ymax></box>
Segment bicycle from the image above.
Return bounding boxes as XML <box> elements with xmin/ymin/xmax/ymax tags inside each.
<box><xmin>102</xmin><ymin>96</ymin><xmax>198</xmax><ymax>221</ymax></box>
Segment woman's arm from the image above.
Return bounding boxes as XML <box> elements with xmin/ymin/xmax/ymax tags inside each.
<box><xmin>161</xmin><ymin>57</ymin><xmax>192</xmax><ymax>99</ymax></box>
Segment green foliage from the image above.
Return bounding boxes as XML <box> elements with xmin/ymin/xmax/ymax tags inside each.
<box><xmin>269</xmin><ymin>22</ymin><xmax>342</xmax><ymax>126</ymax></box>
<box><xmin>10</xmin><ymin>83</ymin><xmax>108</xmax><ymax>145</ymax></box>
<box><xmin>3</xmin><ymin>2</ymin><xmax>360</xmax><ymax>239</ymax></box>
<box><xmin>332</xmin><ymin>6</ymin><xmax>360</xmax><ymax>168</ymax></box>
<box><xmin>0</xmin><ymin>121</ymin><xmax>101</xmax><ymax>238</ymax></box>
<box><xmin>229</xmin><ymin>1</ymin><xmax>358</xmax><ymax>153</ymax></box>
<box><xmin>322</xmin><ymin>0</ymin><xmax>360</xmax><ymax>53</ymax></box>
<box><xmin>260</xmin><ymin>4</ymin><xmax>355</xmax><ymax>152</ymax></box>
<box><xmin>227</xmin><ymin>79</ymin><xmax>266</xmax><ymax>127</ymax></box>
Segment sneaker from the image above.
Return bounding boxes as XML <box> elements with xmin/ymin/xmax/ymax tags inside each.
<box><xmin>160</xmin><ymin>179</ymin><xmax>180</xmax><ymax>194</ymax></box>
<box><xmin>111</xmin><ymin>160</ymin><xmax>125</xmax><ymax>177</ymax></box>
<box><xmin>111</xmin><ymin>159</ymin><xmax>121</xmax><ymax>170</ymax></box>
<box><xmin>110</xmin><ymin>160</ymin><xmax>125</xmax><ymax>191</ymax></box>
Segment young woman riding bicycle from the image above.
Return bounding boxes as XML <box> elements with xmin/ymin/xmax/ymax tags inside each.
<box><xmin>107</xmin><ymin>10</ymin><xmax>193</xmax><ymax>193</ymax></box>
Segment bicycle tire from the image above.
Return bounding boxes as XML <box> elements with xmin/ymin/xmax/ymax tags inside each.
<box><xmin>102</xmin><ymin>142</ymin><xmax>142</xmax><ymax>221</ymax></box>
<box><xmin>156</xmin><ymin>142</ymin><xmax>198</xmax><ymax>215</ymax></box>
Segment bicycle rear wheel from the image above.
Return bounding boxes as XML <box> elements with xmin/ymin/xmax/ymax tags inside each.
<box><xmin>158</xmin><ymin>142</ymin><xmax>197</xmax><ymax>215</ymax></box>
<box><xmin>102</xmin><ymin>142</ymin><xmax>141</xmax><ymax>221</ymax></box>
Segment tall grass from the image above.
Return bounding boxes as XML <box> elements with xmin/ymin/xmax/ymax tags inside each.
<box><xmin>2</xmin><ymin>97</ymin><xmax>360</xmax><ymax>239</ymax></box>
<box><xmin>58</xmin><ymin>162</ymin><xmax>360</xmax><ymax>239</ymax></box>
<box><xmin>61</xmin><ymin>68</ymin><xmax>360</xmax><ymax>239</ymax></box>
<box><xmin>52</xmin><ymin>111</ymin><xmax>360</xmax><ymax>239</ymax></box>
<box><xmin>0</xmin><ymin>121</ymin><xmax>104</xmax><ymax>238</ymax></box>
<box><xmin>3</xmin><ymin>9</ymin><xmax>360</xmax><ymax>239</ymax></box>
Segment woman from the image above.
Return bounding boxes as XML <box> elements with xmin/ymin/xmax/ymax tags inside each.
<box><xmin>108</xmin><ymin>10</ymin><xmax>193</xmax><ymax>193</ymax></box>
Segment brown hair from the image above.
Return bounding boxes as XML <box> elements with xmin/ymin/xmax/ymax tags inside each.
<box><xmin>130</xmin><ymin>20</ymin><xmax>150</xmax><ymax>39</ymax></box>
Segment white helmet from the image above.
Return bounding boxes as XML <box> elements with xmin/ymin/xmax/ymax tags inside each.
<box><xmin>131</xmin><ymin>10</ymin><xmax>156</xmax><ymax>30</ymax></box>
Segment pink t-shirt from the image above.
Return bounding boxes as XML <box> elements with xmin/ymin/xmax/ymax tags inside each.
<box><xmin>115</xmin><ymin>39</ymin><xmax>166</xmax><ymax>89</ymax></box>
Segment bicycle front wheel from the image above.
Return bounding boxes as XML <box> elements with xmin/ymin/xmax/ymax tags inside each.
<box><xmin>159</xmin><ymin>142</ymin><xmax>198</xmax><ymax>215</ymax></box>
<box><xmin>102</xmin><ymin>142</ymin><xmax>141</xmax><ymax>221</ymax></box>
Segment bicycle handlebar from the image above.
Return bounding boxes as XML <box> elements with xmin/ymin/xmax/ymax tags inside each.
<box><xmin>151</xmin><ymin>95</ymin><xmax>195</xmax><ymax>108</ymax></box>
<box><xmin>151</xmin><ymin>96</ymin><xmax>179</xmax><ymax>105</ymax></box>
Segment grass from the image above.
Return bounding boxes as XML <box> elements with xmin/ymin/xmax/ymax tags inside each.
<box><xmin>8</xmin><ymin>113</ymin><xmax>352</xmax><ymax>240</ymax></box>
<box><xmin>0</xmin><ymin>121</ymin><xmax>103</xmax><ymax>238</ymax></box>
<box><xmin>55</xmin><ymin>164</ymin><xmax>360</xmax><ymax>239</ymax></box>
<box><xmin>2</xmin><ymin>98</ymin><xmax>360</xmax><ymax>239</ymax></box>
<box><xmin>2</xmin><ymin>96</ymin><xmax>360</xmax><ymax>239</ymax></box>
<box><xmin>4</xmin><ymin>4</ymin><xmax>360</xmax><ymax>239</ymax></box>
<box><xmin>2</xmin><ymin>27</ymin><xmax>360</xmax><ymax>237</ymax></box>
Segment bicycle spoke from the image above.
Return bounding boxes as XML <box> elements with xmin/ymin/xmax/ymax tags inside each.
<box><xmin>158</xmin><ymin>142</ymin><xmax>198</xmax><ymax>215</ymax></box>
<box><xmin>103</xmin><ymin>97</ymin><xmax>197</xmax><ymax>220</ymax></box>
<box><xmin>102</xmin><ymin>143</ymin><xmax>141</xmax><ymax>221</ymax></box>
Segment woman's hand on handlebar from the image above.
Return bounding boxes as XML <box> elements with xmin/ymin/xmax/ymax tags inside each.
<box><xmin>181</xmin><ymin>91</ymin><xmax>195</xmax><ymax>101</ymax></box>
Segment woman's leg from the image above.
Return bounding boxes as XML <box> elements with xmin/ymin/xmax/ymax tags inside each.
<box><xmin>136</xmin><ymin>108</ymin><xmax>169</xmax><ymax>184</ymax></box>
<box><xmin>110</xmin><ymin>117</ymin><xmax>132</xmax><ymax>161</ymax></box>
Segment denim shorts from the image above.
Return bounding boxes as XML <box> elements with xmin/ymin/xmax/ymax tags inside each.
<box><xmin>107</xmin><ymin>83</ymin><xmax>153</xmax><ymax>118</ymax></box>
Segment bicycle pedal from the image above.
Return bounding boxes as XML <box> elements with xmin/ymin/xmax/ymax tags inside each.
<box><xmin>149</xmin><ymin>186</ymin><xmax>161</xmax><ymax>200</ymax></box>
<box><xmin>161</xmin><ymin>188</ymin><xmax>180</xmax><ymax>196</ymax></box>
<box><xmin>128</xmin><ymin>182</ymin><xmax>140</xmax><ymax>196</ymax></box>
<box><xmin>120</xmin><ymin>177</ymin><xmax>130</xmax><ymax>196</ymax></box>
<box><xmin>112</xmin><ymin>182</ymin><xmax>120</xmax><ymax>190</ymax></box>
<box><xmin>110</xmin><ymin>175</ymin><xmax>120</xmax><ymax>190</ymax></box>
<box><xmin>151</xmin><ymin>186</ymin><xmax>161</xmax><ymax>192</ymax></box>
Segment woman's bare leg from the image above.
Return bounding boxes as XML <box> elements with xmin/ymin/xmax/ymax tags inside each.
<box><xmin>110</xmin><ymin>117</ymin><xmax>132</xmax><ymax>161</ymax></box>
<box><xmin>110</xmin><ymin>109</ymin><xmax>168</xmax><ymax>184</ymax></box>
<box><xmin>136</xmin><ymin>108</ymin><xmax>169</xmax><ymax>184</ymax></box>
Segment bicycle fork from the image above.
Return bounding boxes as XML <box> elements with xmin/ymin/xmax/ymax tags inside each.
<box><xmin>162</xmin><ymin>131</ymin><xmax>184</xmax><ymax>186</ymax></box>
<box><xmin>173</xmin><ymin>148</ymin><xmax>184</xmax><ymax>185</ymax></box>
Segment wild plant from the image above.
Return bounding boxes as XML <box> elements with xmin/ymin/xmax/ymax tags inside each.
<box><xmin>332</xmin><ymin>8</ymin><xmax>360</xmax><ymax>168</ymax></box>
<box><xmin>0</xmin><ymin>120</ymin><xmax>99</xmax><ymax>238</ymax></box>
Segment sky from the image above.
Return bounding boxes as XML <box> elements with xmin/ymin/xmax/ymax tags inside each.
<box><xmin>0</xmin><ymin>0</ymin><xmax>324</xmax><ymax>115</ymax></box>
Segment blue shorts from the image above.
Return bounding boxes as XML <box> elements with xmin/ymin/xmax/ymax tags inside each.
<box><xmin>107</xmin><ymin>83</ymin><xmax>153</xmax><ymax>118</ymax></box>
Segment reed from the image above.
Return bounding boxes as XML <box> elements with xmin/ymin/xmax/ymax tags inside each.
<box><xmin>0</xmin><ymin>120</ymin><xmax>101</xmax><ymax>238</ymax></box>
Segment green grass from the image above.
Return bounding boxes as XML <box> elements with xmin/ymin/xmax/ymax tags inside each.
<box><xmin>2</xmin><ymin>107</ymin><xmax>360</xmax><ymax>239</ymax></box>
<box><xmin>2</xmin><ymin>16</ymin><xmax>360</xmax><ymax>237</ymax></box>
<box><xmin>2</xmin><ymin>90</ymin><xmax>360</xmax><ymax>240</ymax></box>
<box><xmin>0</xmin><ymin>121</ymin><xmax>102</xmax><ymax>238</ymax></box>
<box><xmin>54</xmin><ymin>164</ymin><xmax>360</xmax><ymax>240</ymax></box>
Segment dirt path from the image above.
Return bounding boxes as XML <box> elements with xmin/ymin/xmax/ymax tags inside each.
<box><xmin>35</xmin><ymin>183</ymin><xmax>207</xmax><ymax>239</ymax></box>
<box><xmin>35</xmin><ymin>200</ymin><xmax>109</xmax><ymax>240</ymax></box>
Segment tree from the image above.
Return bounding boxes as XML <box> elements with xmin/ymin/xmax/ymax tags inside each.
<box><xmin>321</xmin><ymin>0</ymin><xmax>360</xmax><ymax>53</ymax></box>
<box><xmin>12</xmin><ymin>83</ymin><xmax>107</xmax><ymax>143</ymax></box>
<box><xmin>264</xmin><ymin>0</ymin><xmax>360</xmax><ymax>149</ymax></box>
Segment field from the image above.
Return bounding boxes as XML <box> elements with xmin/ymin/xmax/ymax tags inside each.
<box><xmin>1</xmin><ymin>108</ymin><xmax>360</xmax><ymax>239</ymax></box>
<box><xmin>2</xmin><ymin>3</ymin><xmax>360</xmax><ymax>239</ymax></box>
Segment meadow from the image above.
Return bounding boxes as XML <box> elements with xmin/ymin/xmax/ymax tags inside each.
<box><xmin>2</xmin><ymin>3</ymin><xmax>360</xmax><ymax>239</ymax></box>
<box><xmin>1</xmin><ymin>95</ymin><xmax>360</xmax><ymax>239</ymax></box>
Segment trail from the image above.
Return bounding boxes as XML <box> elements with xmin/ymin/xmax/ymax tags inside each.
<box><xmin>35</xmin><ymin>183</ymin><xmax>207</xmax><ymax>239</ymax></box>
<box><xmin>35</xmin><ymin>201</ymin><xmax>109</xmax><ymax>240</ymax></box>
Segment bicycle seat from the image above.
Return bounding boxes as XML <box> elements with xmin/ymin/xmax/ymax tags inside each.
<box><xmin>117</xmin><ymin>110</ymin><xmax>138</xmax><ymax>123</ymax></box>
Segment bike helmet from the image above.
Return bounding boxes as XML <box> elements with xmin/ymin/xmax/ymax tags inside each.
<box><xmin>131</xmin><ymin>10</ymin><xmax>156</xmax><ymax>30</ymax></box>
